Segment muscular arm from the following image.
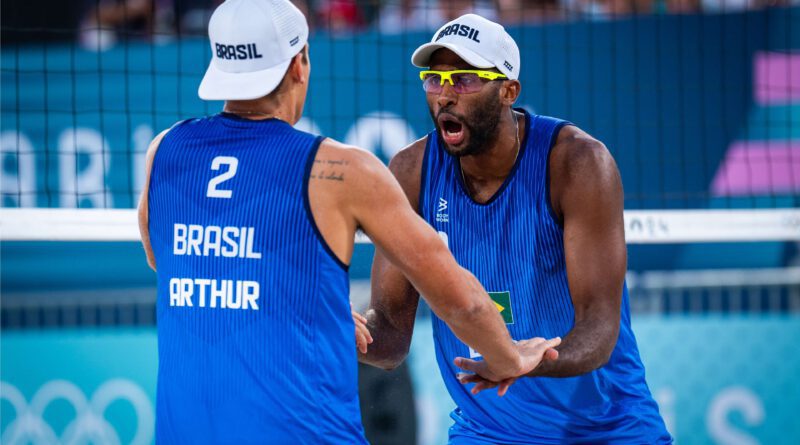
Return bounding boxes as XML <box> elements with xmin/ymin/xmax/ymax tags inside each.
<box><xmin>137</xmin><ymin>129</ymin><xmax>169</xmax><ymax>271</ymax></box>
<box><xmin>528</xmin><ymin>127</ymin><xmax>626</xmax><ymax>377</ymax></box>
<box><xmin>358</xmin><ymin>141</ymin><xmax>424</xmax><ymax>370</ymax></box>
<box><xmin>309</xmin><ymin>139</ymin><xmax>527</xmax><ymax>379</ymax></box>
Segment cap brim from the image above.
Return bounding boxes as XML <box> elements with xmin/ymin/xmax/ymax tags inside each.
<box><xmin>411</xmin><ymin>42</ymin><xmax>494</xmax><ymax>69</ymax></box>
<box><xmin>198</xmin><ymin>59</ymin><xmax>292</xmax><ymax>101</ymax></box>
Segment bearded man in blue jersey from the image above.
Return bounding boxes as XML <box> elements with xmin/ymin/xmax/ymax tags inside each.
<box><xmin>358</xmin><ymin>13</ymin><xmax>673</xmax><ymax>444</ymax></box>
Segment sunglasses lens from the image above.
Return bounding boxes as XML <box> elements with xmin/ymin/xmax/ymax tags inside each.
<box><xmin>420</xmin><ymin>72</ymin><xmax>495</xmax><ymax>94</ymax></box>
<box><xmin>452</xmin><ymin>73</ymin><xmax>483</xmax><ymax>94</ymax></box>
<box><xmin>422</xmin><ymin>73</ymin><xmax>442</xmax><ymax>93</ymax></box>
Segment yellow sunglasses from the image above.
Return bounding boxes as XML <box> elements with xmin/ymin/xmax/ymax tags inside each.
<box><xmin>419</xmin><ymin>70</ymin><xmax>508</xmax><ymax>94</ymax></box>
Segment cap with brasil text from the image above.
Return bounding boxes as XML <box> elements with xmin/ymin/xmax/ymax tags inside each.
<box><xmin>411</xmin><ymin>14</ymin><xmax>520</xmax><ymax>81</ymax></box>
<box><xmin>198</xmin><ymin>0</ymin><xmax>308</xmax><ymax>101</ymax></box>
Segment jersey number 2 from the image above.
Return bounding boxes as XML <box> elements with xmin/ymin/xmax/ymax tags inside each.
<box><xmin>207</xmin><ymin>156</ymin><xmax>238</xmax><ymax>198</ymax></box>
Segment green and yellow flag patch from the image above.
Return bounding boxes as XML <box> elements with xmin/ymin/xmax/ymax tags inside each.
<box><xmin>488</xmin><ymin>291</ymin><xmax>514</xmax><ymax>324</ymax></box>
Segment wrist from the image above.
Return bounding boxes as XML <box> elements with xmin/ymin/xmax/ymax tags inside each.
<box><xmin>487</xmin><ymin>353</ymin><xmax>523</xmax><ymax>381</ymax></box>
<box><xmin>525</xmin><ymin>355</ymin><xmax>554</xmax><ymax>377</ymax></box>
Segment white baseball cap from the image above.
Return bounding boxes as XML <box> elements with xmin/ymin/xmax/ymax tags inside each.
<box><xmin>198</xmin><ymin>0</ymin><xmax>309</xmax><ymax>101</ymax></box>
<box><xmin>411</xmin><ymin>14</ymin><xmax>520</xmax><ymax>80</ymax></box>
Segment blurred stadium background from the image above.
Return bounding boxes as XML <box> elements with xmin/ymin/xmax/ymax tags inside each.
<box><xmin>1</xmin><ymin>0</ymin><xmax>799</xmax><ymax>444</ymax></box>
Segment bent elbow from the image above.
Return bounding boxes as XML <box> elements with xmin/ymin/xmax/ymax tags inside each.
<box><xmin>596</xmin><ymin>349</ymin><xmax>613</xmax><ymax>370</ymax></box>
<box><xmin>575</xmin><ymin>345</ymin><xmax>614</xmax><ymax>376</ymax></box>
<box><xmin>378</xmin><ymin>359</ymin><xmax>402</xmax><ymax>372</ymax></box>
<box><xmin>362</xmin><ymin>351</ymin><xmax>408</xmax><ymax>372</ymax></box>
<box><xmin>379</xmin><ymin>345</ymin><xmax>411</xmax><ymax>371</ymax></box>
<box><xmin>594</xmin><ymin>328</ymin><xmax>620</xmax><ymax>370</ymax></box>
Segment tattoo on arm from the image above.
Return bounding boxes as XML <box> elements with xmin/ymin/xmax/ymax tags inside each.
<box><xmin>311</xmin><ymin>158</ymin><xmax>347</xmax><ymax>181</ymax></box>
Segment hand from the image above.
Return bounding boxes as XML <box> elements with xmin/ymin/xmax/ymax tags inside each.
<box><xmin>454</xmin><ymin>337</ymin><xmax>561</xmax><ymax>396</ymax></box>
<box><xmin>352</xmin><ymin>305</ymin><xmax>373</xmax><ymax>354</ymax></box>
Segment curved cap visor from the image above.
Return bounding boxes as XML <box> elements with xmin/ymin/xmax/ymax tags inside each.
<box><xmin>411</xmin><ymin>42</ymin><xmax>494</xmax><ymax>69</ymax></box>
<box><xmin>198</xmin><ymin>59</ymin><xmax>291</xmax><ymax>101</ymax></box>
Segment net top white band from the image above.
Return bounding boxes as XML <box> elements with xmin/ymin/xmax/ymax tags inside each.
<box><xmin>1</xmin><ymin>208</ymin><xmax>798</xmax><ymax>243</ymax></box>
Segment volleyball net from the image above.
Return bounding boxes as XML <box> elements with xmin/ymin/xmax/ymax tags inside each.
<box><xmin>1</xmin><ymin>3</ymin><xmax>800</xmax><ymax>444</ymax></box>
<box><xmin>2</xmin><ymin>3</ymin><xmax>799</xmax><ymax>252</ymax></box>
<box><xmin>2</xmin><ymin>0</ymin><xmax>799</xmax><ymax>314</ymax></box>
<box><xmin>1</xmin><ymin>207</ymin><xmax>798</xmax><ymax>243</ymax></box>
<box><xmin>1</xmin><ymin>2</ymin><xmax>798</xmax><ymax>213</ymax></box>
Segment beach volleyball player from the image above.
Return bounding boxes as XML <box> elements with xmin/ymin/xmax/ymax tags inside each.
<box><xmin>358</xmin><ymin>14</ymin><xmax>673</xmax><ymax>444</ymax></box>
<box><xmin>137</xmin><ymin>1</ymin><xmax>559</xmax><ymax>443</ymax></box>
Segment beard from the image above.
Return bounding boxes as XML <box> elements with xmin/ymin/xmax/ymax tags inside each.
<box><xmin>430</xmin><ymin>91</ymin><xmax>503</xmax><ymax>158</ymax></box>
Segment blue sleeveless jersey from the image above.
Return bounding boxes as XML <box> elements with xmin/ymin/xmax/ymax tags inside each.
<box><xmin>419</xmin><ymin>111</ymin><xmax>671</xmax><ymax>444</ymax></box>
<box><xmin>148</xmin><ymin>113</ymin><xmax>367</xmax><ymax>444</ymax></box>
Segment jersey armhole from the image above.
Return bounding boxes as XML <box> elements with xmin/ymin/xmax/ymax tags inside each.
<box><xmin>418</xmin><ymin>135</ymin><xmax>433</xmax><ymax>221</ymax></box>
<box><xmin>544</xmin><ymin>121</ymin><xmax>573</xmax><ymax>228</ymax></box>
<box><xmin>146</xmin><ymin>118</ymin><xmax>191</xmax><ymax>181</ymax></box>
<box><xmin>302</xmin><ymin>136</ymin><xmax>350</xmax><ymax>271</ymax></box>
<box><xmin>145</xmin><ymin>126</ymin><xmax>178</xmax><ymax>236</ymax></box>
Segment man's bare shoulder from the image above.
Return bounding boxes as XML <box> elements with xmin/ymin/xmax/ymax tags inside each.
<box><xmin>387</xmin><ymin>136</ymin><xmax>428</xmax><ymax>210</ymax></box>
<box><xmin>314</xmin><ymin>137</ymin><xmax>428</xmax><ymax>169</ymax></box>
<box><xmin>549</xmin><ymin>125</ymin><xmax>622</xmax><ymax>220</ymax></box>
<box><xmin>312</xmin><ymin>138</ymin><xmax>396</xmax><ymax>201</ymax></box>
<box><xmin>389</xmin><ymin>137</ymin><xmax>427</xmax><ymax>178</ymax></box>
<box><xmin>316</xmin><ymin>138</ymin><xmax>385</xmax><ymax>175</ymax></box>
<box><xmin>317</xmin><ymin>136</ymin><xmax>427</xmax><ymax>209</ymax></box>
<box><xmin>550</xmin><ymin>125</ymin><xmax>617</xmax><ymax>183</ymax></box>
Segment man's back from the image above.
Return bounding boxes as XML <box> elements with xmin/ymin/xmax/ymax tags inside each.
<box><xmin>147</xmin><ymin>113</ymin><xmax>366</xmax><ymax>444</ymax></box>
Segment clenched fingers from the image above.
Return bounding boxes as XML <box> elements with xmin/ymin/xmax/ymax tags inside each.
<box><xmin>355</xmin><ymin>322</ymin><xmax>372</xmax><ymax>353</ymax></box>
<box><xmin>453</xmin><ymin>357</ymin><xmax>482</xmax><ymax>373</ymax></box>
<box><xmin>456</xmin><ymin>373</ymin><xmax>518</xmax><ymax>396</ymax></box>
<box><xmin>352</xmin><ymin>309</ymin><xmax>372</xmax><ymax>354</ymax></box>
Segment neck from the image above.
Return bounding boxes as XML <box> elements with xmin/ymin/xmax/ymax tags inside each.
<box><xmin>459</xmin><ymin>109</ymin><xmax>523</xmax><ymax>182</ymax></box>
<box><xmin>223</xmin><ymin>96</ymin><xmax>296</xmax><ymax>124</ymax></box>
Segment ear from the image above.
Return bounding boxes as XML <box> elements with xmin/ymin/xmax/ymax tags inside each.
<box><xmin>500</xmin><ymin>80</ymin><xmax>521</xmax><ymax>106</ymax></box>
<box><xmin>289</xmin><ymin>49</ymin><xmax>308</xmax><ymax>83</ymax></box>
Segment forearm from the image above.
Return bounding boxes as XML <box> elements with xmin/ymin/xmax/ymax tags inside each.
<box><xmin>358</xmin><ymin>307</ymin><xmax>414</xmax><ymax>370</ymax></box>
<box><xmin>527</xmin><ymin>317</ymin><xmax>618</xmax><ymax>378</ymax></box>
<box><xmin>432</xmin><ymin>269</ymin><xmax>521</xmax><ymax>377</ymax></box>
<box><xmin>363</xmin><ymin>206</ymin><xmax>520</xmax><ymax>377</ymax></box>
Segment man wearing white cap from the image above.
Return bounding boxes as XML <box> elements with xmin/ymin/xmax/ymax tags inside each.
<box><xmin>137</xmin><ymin>1</ymin><xmax>561</xmax><ymax>443</ymax></box>
<box><xmin>359</xmin><ymin>13</ymin><xmax>673</xmax><ymax>444</ymax></box>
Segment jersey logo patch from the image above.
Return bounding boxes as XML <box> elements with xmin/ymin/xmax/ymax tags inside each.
<box><xmin>489</xmin><ymin>291</ymin><xmax>514</xmax><ymax>324</ymax></box>
<box><xmin>436</xmin><ymin>197</ymin><xmax>449</xmax><ymax>223</ymax></box>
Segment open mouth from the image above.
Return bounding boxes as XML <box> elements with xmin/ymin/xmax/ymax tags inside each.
<box><xmin>438</xmin><ymin>114</ymin><xmax>466</xmax><ymax>146</ymax></box>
